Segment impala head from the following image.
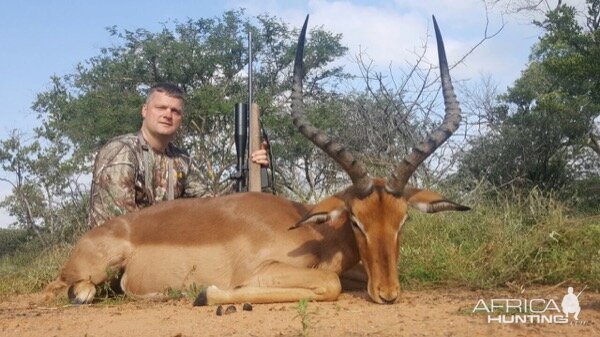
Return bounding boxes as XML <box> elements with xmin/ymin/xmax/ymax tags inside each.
<box><xmin>291</xmin><ymin>15</ymin><xmax>470</xmax><ymax>304</ymax></box>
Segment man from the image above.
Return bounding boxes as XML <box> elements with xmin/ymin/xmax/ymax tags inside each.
<box><xmin>89</xmin><ymin>82</ymin><xmax>269</xmax><ymax>227</ymax></box>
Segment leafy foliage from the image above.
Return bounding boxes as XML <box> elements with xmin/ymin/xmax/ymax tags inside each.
<box><xmin>0</xmin><ymin>130</ymin><xmax>88</xmax><ymax>244</ymax></box>
<box><xmin>457</xmin><ymin>0</ymin><xmax>600</xmax><ymax>195</ymax></box>
<box><xmin>32</xmin><ymin>10</ymin><xmax>348</xmax><ymax>161</ymax></box>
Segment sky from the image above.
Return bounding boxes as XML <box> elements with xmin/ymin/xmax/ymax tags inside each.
<box><xmin>0</xmin><ymin>0</ymin><xmax>589</xmax><ymax>227</ymax></box>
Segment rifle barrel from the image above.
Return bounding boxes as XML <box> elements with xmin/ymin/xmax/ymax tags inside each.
<box><xmin>248</xmin><ymin>31</ymin><xmax>252</xmax><ymax>111</ymax></box>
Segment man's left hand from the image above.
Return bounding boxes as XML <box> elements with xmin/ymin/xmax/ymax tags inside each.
<box><xmin>250</xmin><ymin>141</ymin><xmax>270</xmax><ymax>167</ymax></box>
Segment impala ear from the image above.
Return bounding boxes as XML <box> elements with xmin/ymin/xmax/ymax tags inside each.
<box><xmin>289</xmin><ymin>196</ymin><xmax>348</xmax><ymax>229</ymax></box>
<box><xmin>404</xmin><ymin>187</ymin><xmax>470</xmax><ymax>213</ymax></box>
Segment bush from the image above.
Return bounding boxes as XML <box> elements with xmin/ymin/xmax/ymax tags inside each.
<box><xmin>0</xmin><ymin>229</ymin><xmax>30</xmax><ymax>256</ymax></box>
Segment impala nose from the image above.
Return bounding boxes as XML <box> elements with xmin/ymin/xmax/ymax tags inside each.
<box><xmin>381</xmin><ymin>296</ymin><xmax>398</xmax><ymax>304</ymax></box>
<box><xmin>378</xmin><ymin>288</ymin><xmax>399</xmax><ymax>304</ymax></box>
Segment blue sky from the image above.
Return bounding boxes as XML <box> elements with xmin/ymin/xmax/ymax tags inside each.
<box><xmin>0</xmin><ymin>0</ymin><xmax>588</xmax><ymax>227</ymax></box>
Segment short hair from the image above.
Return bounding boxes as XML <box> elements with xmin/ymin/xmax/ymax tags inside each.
<box><xmin>146</xmin><ymin>82</ymin><xmax>185</xmax><ymax>103</ymax></box>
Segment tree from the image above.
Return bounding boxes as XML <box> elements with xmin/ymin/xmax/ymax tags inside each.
<box><xmin>30</xmin><ymin>10</ymin><xmax>349</xmax><ymax>200</ymax></box>
<box><xmin>457</xmin><ymin>0</ymin><xmax>600</xmax><ymax>194</ymax></box>
<box><xmin>0</xmin><ymin>129</ymin><xmax>88</xmax><ymax>244</ymax></box>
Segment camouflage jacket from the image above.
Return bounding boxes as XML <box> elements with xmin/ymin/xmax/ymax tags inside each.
<box><xmin>89</xmin><ymin>132</ymin><xmax>207</xmax><ymax>227</ymax></box>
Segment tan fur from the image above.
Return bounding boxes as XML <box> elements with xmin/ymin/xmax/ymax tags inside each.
<box><xmin>45</xmin><ymin>184</ymin><xmax>468</xmax><ymax>305</ymax></box>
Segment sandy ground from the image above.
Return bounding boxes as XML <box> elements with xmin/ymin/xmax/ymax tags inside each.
<box><xmin>1</xmin><ymin>288</ymin><xmax>598</xmax><ymax>337</ymax></box>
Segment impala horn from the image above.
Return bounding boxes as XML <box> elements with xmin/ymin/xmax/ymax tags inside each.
<box><xmin>386</xmin><ymin>16</ymin><xmax>462</xmax><ymax>194</ymax></box>
<box><xmin>291</xmin><ymin>15</ymin><xmax>373</xmax><ymax>194</ymax></box>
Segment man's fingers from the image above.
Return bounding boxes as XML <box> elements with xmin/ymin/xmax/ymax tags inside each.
<box><xmin>251</xmin><ymin>149</ymin><xmax>270</xmax><ymax>167</ymax></box>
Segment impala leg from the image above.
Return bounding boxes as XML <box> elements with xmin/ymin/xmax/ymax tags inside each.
<box><xmin>45</xmin><ymin>237</ymin><xmax>105</xmax><ymax>304</ymax></box>
<box><xmin>194</xmin><ymin>262</ymin><xmax>342</xmax><ymax>306</ymax></box>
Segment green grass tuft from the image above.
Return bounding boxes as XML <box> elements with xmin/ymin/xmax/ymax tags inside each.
<box><xmin>294</xmin><ymin>298</ymin><xmax>314</xmax><ymax>337</ymax></box>
<box><xmin>399</xmin><ymin>188</ymin><xmax>600</xmax><ymax>290</ymax></box>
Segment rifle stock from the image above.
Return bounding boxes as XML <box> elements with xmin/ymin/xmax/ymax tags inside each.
<box><xmin>248</xmin><ymin>103</ymin><xmax>261</xmax><ymax>192</ymax></box>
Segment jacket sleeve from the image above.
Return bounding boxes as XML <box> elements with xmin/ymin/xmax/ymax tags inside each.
<box><xmin>88</xmin><ymin>140</ymin><xmax>140</xmax><ymax>227</ymax></box>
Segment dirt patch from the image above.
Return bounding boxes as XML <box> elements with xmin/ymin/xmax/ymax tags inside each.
<box><xmin>1</xmin><ymin>288</ymin><xmax>598</xmax><ymax>337</ymax></box>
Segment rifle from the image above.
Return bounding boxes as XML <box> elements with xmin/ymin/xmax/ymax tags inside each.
<box><xmin>231</xmin><ymin>31</ymin><xmax>273</xmax><ymax>193</ymax></box>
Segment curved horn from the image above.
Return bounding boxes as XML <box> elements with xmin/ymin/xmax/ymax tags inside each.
<box><xmin>291</xmin><ymin>15</ymin><xmax>372</xmax><ymax>193</ymax></box>
<box><xmin>386</xmin><ymin>16</ymin><xmax>462</xmax><ymax>193</ymax></box>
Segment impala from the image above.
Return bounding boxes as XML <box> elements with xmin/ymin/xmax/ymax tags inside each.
<box><xmin>44</xmin><ymin>15</ymin><xmax>469</xmax><ymax>306</ymax></box>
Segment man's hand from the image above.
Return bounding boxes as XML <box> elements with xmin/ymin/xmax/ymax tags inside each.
<box><xmin>250</xmin><ymin>141</ymin><xmax>270</xmax><ymax>167</ymax></box>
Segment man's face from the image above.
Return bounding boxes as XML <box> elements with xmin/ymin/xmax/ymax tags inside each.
<box><xmin>141</xmin><ymin>91</ymin><xmax>183</xmax><ymax>139</ymax></box>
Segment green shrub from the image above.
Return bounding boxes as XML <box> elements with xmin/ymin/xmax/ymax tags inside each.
<box><xmin>0</xmin><ymin>229</ymin><xmax>30</xmax><ymax>256</ymax></box>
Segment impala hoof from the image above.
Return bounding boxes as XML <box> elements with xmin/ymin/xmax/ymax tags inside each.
<box><xmin>193</xmin><ymin>289</ymin><xmax>208</xmax><ymax>306</ymax></box>
<box><xmin>67</xmin><ymin>283</ymin><xmax>95</xmax><ymax>305</ymax></box>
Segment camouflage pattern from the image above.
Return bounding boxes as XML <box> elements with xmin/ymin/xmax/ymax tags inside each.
<box><xmin>89</xmin><ymin>133</ymin><xmax>207</xmax><ymax>227</ymax></box>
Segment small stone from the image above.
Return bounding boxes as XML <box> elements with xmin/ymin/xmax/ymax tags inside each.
<box><xmin>216</xmin><ymin>305</ymin><xmax>224</xmax><ymax>316</ymax></box>
<box><xmin>242</xmin><ymin>303</ymin><xmax>253</xmax><ymax>311</ymax></box>
<box><xmin>224</xmin><ymin>305</ymin><xmax>237</xmax><ymax>314</ymax></box>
